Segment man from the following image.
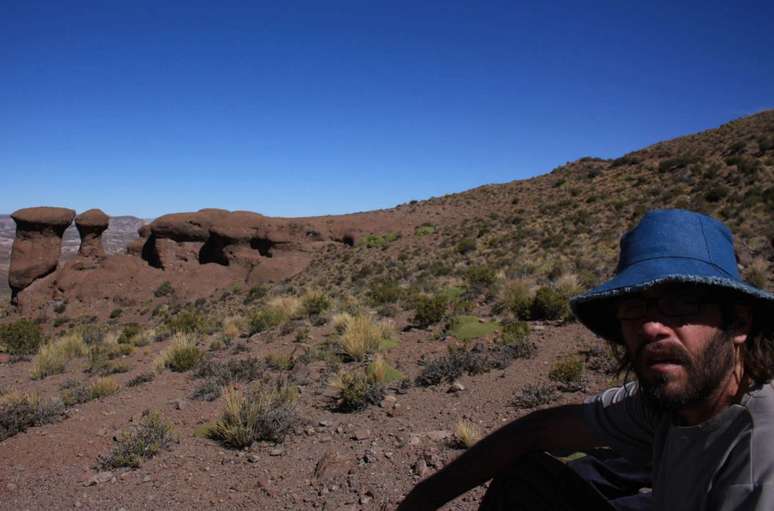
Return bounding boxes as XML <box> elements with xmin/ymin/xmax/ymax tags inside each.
<box><xmin>398</xmin><ymin>209</ymin><xmax>774</xmax><ymax>510</ymax></box>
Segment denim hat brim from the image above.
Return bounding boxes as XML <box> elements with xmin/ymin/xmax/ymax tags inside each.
<box><xmin>570</xmin><ymin>256</ymin><xmax>774</xmax><ymax>342</ymax></box>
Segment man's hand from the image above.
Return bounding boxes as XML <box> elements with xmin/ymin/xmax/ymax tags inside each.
<box><xmin>395</xmin><ymin>404</ymin><xmax>603</xmax><ymax>510</ymax></box>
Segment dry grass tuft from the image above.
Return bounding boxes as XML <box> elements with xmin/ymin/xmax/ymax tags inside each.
<box><xmin>338</xmin><ymin>314</ymin><xmax>396</xmax><ymax>361</ymax></box>
<box><xmin>153</xmin><ymin>333</ymin><xmax>203</xmax><ymax>373</ymax></box>
<box><xmin>30</xmin><ymin>333</ymin><xmax>88</xmax><ymax>379</ymax></box>
<box><xmin>453</xmin><ymin>419</ymin><xmax>482</xmax><ymax>449</ymax></box>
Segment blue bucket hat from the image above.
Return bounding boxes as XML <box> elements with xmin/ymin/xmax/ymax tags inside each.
<box><xmin>570</xmin><ymin>209</ymin><xmax>774</xmax><ymax>342</ymax></box>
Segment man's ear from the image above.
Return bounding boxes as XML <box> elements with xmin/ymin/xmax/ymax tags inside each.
<box><xmin>730</xmin><ymin>305</ymin><xmax>753</xmax><ymax>345</ymax></box>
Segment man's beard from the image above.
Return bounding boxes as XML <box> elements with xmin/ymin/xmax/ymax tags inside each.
<box><xmin>633</xmin><ymin>330</ymin><xmax>734</xmax><ymax>411</ymax></box>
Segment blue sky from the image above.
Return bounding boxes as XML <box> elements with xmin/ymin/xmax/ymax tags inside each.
<box><xmin>2</xmin><ymin>1</ymin><xmax>773</xmax><ymax>218</ymax></box>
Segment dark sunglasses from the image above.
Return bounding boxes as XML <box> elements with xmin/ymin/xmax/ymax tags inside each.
<box><xmin>615</xmin><ymin>294</ymin><xmax>716</xmax><ymax>321</ymax></box>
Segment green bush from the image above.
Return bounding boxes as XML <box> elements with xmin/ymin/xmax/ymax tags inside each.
<box><xmin>464</xmin><ymin>265</ymin><xmax>497</xmax><ymax>290</ymax></box>
<box><xmin>98</xmin><ymin>411</ymin><xmax>175</xmax><ymax>469</ymax></box>
<box><xmin>154</xmin><ymin>281</ymin><xmax>174</xmax><ymax>298</ymax></box>
<box><xmin>117</xmin><ymin>324</ymin><xmax>141</xmax><ymax>344</ymax></box>
<box><xmin>501</xmin><ymin>281</ymin><xmax>533</xmax><ymax>320</ymax></box>
<box><xmin>165</xmin><ymin>310</ymin><xmax>208</xmax><ymax>334</ymax></box>
<box><xmin>0</xmin><ymin>320</ymin><xmax>44</xmax><ymax>356</ymax></box>
<box><xmin>302</xmin><ymin>291</ymin><xmax>330</xmax><ymax>316</ymax></box>
<box><xmin>498</xmin><ymin>321</ymin><xmax>535</xmax><ymax>358</ymax></box>
<box><xmin>413</xmin><ymin>295</ymin><xmax>448</xmax><ymax>328</ymax></box>
<box><xmin>456</xmin><ymin>238</ymin><xmax>476</xmax><ymax>255</ymax></box>
<box><xmin>415</xmin><ymin>223</ymin><xmax>436</xmax><ymax>237</ymax></box>
<box><xmin>330</xmin><ymin>370</ymin><xmax>385</xmax><ymax>413</ymax></box>
<box><xmin>549</xmin><ymin>356</ymin><xmax>585</xmax><ymax>392</ymax></box>
<box><xmin>530</xmin><ymin>287</ymin><xmax>569</xmax><ymax>320</ymax></box>
<box><xmin>243</xmin><ymin>285</ymin><xmax>267</xmax><ymax>305</ymax></box>
<box><xmin>248</xmin><ymin>307</ymin><xmax>286</xmax><ymax>334</ymax></box>
<box><xmin>368</xmin><ymin>279</ymin><xmax>403</xmax><ymax>305</ymax></box>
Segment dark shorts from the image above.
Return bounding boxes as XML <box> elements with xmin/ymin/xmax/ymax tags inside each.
<box><xmin>479</xmin><ymin>451</ymin><xmax>652</xmax><ymax>511</ymax></box>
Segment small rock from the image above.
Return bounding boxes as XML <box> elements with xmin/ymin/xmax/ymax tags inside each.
<box><xmin>84</xmin><ymin>471</ymin><xmax>113</xmax><ymax>486</ymax></box>
<box><xmin>413</xmin><ymin>459</ymin><xmax>428</xmax><ymax>477</ymax></box>
<box><xmin>318</xmin><ymin>420</ymin><xmax>332</xmax><ymax>427</ymax></box>
<box><xmin>425</xmin><ymin>430</ymin><xmax>452</xmax><ymax>442</ymax></box>
<box><xmin>6</xmin><ymin>482</ymin><xmax>17</xmax><ymax>491</ymax></box>
<box><xmin>247</xmin><ymin>454</ymin><xmax>260</xmax><ymax>463</ymax></box>
<box><xmin>305</xmin><ymin>426</ymin><xmax>316</xmax><ymax>436</ymax></box>
<box><xmin>171</xmin><ymin>399</ymin><xmax>187</xmax><ymax>410</ymax></box>
<box><xmin>448</xmin><ymin>382</ymin><xmax>465</xmax><ymax>393</ymax></box>
<box><xmin>352</xmin><ymin>429</ymin><xmax>371</xmax><ymax>441</ymax></box>
<box><xmin>269</xmin><ymin>448</ymin><xmax>285</xmax><ymax>456</ymax></box>
<box><xmin>360</xmin><ymin>494</ymin><xmax>372</xmax><ymax>505</ymax></box>
<box><xmin>142</xmin><ymin>475</ymin><xmax>152</xmax><ymax>482</ymax></box>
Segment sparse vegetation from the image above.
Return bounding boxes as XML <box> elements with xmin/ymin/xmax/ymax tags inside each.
<box><xmin>531</xmin><ymin>286</ymin><xmax>570</xmax><ymax>321</ymax></box>
<box><xmin>208</xmin><ymin>381</ymin><xmax>299</xmax><ymax>448</ymax></box>
<box><xmin>154</xmin><ymin>333</ymin><xmax>203</xmax><ymax>372</ymax></box>
<box><xmin>0</xmin><ymin>319</ymin><xmax>44</xmax><ymax>356</ymax></box>
<box><xmin>98</xmin><ymin>410</ymin><xmax>175</xmax><ymax>469</ymax></box>
<box><xmin>0</xmin><ymin>391</ymin><xmax>65</xmax><ymax>441</ymax></box>
<box><xmin>337</xmin><ymin>314</ymin><xmax>396</xmax><ymax>361</ymax></box>
<box><xmin>412</xmin><ymin>294</ymin><xmax>448</xmax><ymax>328</ymax></box>
<box><xmin>451</xmin><ymin>420</ymin><xmax>481</xmax><ymax>449</ymax></box>
<box><xmin>512</xmin><ymin>383</ymin><xmax>558</xmax><ymax>409</ymax></box>
<box><xmin>446</xmin><ymin>315</ymin><xmax>500</xmax><ymax>342</ymax></box>
<box><xmin>30</xmin><ymin>333</ymin><xmax>88</xmax><ymax>379</ymax></box>
<box><xmin>549</xmin><ymin>356</ymin><xmax>585</xmax><ymax>391</ymax></box>
<box><xmin>154</xmin><ymin>281</ymin><xmax>174</xmax><ymax>298</ymax></box>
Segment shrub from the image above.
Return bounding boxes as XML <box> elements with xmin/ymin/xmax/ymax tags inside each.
<box><xmin>30</xmin><ymin>333</ymin><xmax>88</xmax><ymax>379</ymax></box>
<box><xmin>501</xmin><ymin>280</ymin><xmax>533</xmax><ymax>320</ymax></box>
<box><xmin>456</xmin><ymin>238</ymin><xmax>476</xmax><ymax>255</ymax></box>
<box><xmin>329</xmin><ymin>369</ymin><xmax>385</xmax><ymax>413</ymax></box>
<box><xmin>248</xmin><ymin>307</ymin><xmax>286</xmax><ymax>334</ymax></box>
<box><xmin>498</xmin><ymin>321</ymin><xmax>535</xmax><ymax>358</ymax></box>
<box><xmin>583</xmin><ymin>346</ymin><xmax>619</xmax><ymax>375</ymax></box>
<box><xmin>530</xmin><ymin>287</ymin><xmax>569</xmax><ymax>320</ymax></box>
<box><xmin>208</xmin><ymin>381</ymin><xmax>299</xmax><ymax>448</ymax></box>
<box><xmin>413</xmin><ymin>295</ymin><xmax>448</xmax><ymax>328</ymax></box>
<box><xmin>464</xmin><ymin>265</ymin><xmax>497</xmax><ymax>290</ymax></box>
<box><xmin>191</xmin><ymin>380</ymin><xmax>221</xmax><ymax>401</ymax></box>
<box><xmin>368</xmin><ymin>279</ymin><xmax>403</xmax><ymax>305</ymax></box>
<box><xmin>415</xmin><ymin>348</ymin><xmax>490</xmax><ymax>387</ymax></box>
<box><xmin>265</xmin><ymin>352</ymin><xmax>295</xmax><ymax>371</ymax></box>
<box><xmin>165</xmin><ymin>310</ymin><xmax>209</xmax><ymax>334</ymax></box>
<box><xmin>0</xmin><ymin>319</ymin><xmax>44</xmax><ymax>356</ymax></box>
<box><xmin>90</xmin><ymin>377</ymin><xmax>120</xmax><ymax>399</ymax></box>
<box><xmin>415</xmin><ymin>223</ymin><xmax>436</xmax><ymax>237</ymax></box>
<box><xmin>243</xmin><ymin>285</ymin><xmax>267</xmax><ymax>305</ymax></box>
<box><xmin>60</xmin><ymin>380</ymin><xmax>92</xmax><ymax>406</ymax></box>
<box><xmin>301</xmin><ymin>289</ymin><xmax>330</xmax><ymax>317</ymax></box>
<box><xmin>221</xmin><ymin>316</ymin><xmax>244</xmax><ymax>339</ymax></box>
<box><xmin>127</xmin><ymin>372</ymin><xmax>155</xmax><ymax>387</ymax></box>
<box><xmin>116</xmin><ymin>324</ymin><xmax>142</xmax><ymax>344</ymax></box>
<box><xmin>451</xmin><ymin>420</ymin><xmax>481</xmax><ymax>449</ymax></box>
<box><xmin>0</xmin><ymin>391</ymin><xmax>65</xmax><ymax>441</ymax></box>
<box><xmin>98</xmin><ymin>410</ymin><xmax>175</xmax><ymax>469</ymax></box>
<box><xmin>154</xmin><ymin>281</ymin><xmax>174</xmax><ymax>298</ymax></box>
<box><xmin>512</xmin><ymin>383</ymin><xmax>558</xmax><ymax>409</ymax></box>
<box><xmin>338</xmin><ymin>314</ymin><xmax>396</xmax><ymax>361</ymax></box>
<box><xmin>154</xmin><ymin>333</ymin><xmax>203</xmax><ymax>373</ymax></box>
<box><xmin>549</xmin><ymin>356</ymin><xmax>585</xmax><ymax>391</ymax></box>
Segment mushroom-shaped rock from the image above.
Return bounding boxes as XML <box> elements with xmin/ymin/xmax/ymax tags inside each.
<box><xmin>9</xmin><ymin>206</ymin><xmax>76</xmax><ymax>302</ymax></box>
<box><xmin>75</xmin><ymin>209</ymin><xmax>109</xmax><ymax>258</ymax></box>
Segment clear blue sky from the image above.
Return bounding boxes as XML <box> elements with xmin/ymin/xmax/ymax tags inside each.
<box><xmin>2</xmin><ymin>1</ymin><xmax>773</xmax><ymax>218</ymax></box>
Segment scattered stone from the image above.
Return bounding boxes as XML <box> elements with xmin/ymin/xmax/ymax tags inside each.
<box><xmin>6</xmin><ymin>483</ymin><xmax>17</xmax><ymax>492</ymax></box>
<box><xmin>84</xmin><ymin>471</ymin><xmax>113</xmax><ymax>487</ymax></box>
<box><xmin>425</xmin><ymin>430</ymin><xmax>452</xmax><ymax>442</ymax></box>
<box><xmin>269</xmin><ymin>448</ymin><xmax>285</xmax><ymax>456</ymax></box>
<box><xmin>413</xmin><ymin>458</ymin><xmax>429</xmax><ymax>477</ymax></box>
<box><xmin>247</xmin><ymin>454</ymin><xmax>260</xmax><ymax>463</ymax></box>
<box><xmin>408</xmin><ymin>435</ymin><xmax>421</xmax><ymax>447</ymax></box>
<box><xmin>171</xmin><ymin>399</ymin><xmax>187</xmax><ymax>410</ymax></box>
<box><xmin>142</xmin><ymin>475</ymin><xmax>152</xmax><ymax>483</ymax></box>
<box><xmin>318</xmin><ymin>419</ymin><xmax>332</xmax><ymax>427</ymax></box>
<box><xmin>352</xmin><ymin>429</ymin><xmax>371</xmax><ymax>441</ymax></box>
<box><xmin>448</xmin><ymin>382</ymin><xmax>465</xmax><ymax>393</ymax></box>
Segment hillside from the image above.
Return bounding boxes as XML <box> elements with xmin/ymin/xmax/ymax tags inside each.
<box><xmin>0</xmin><ymin>111</ymin><xmax>772</xmax><ymax>510</ymax></box>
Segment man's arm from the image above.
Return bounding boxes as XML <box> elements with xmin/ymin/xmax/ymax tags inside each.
<box><xmin>397</xmin><ymin>403</ymin><xmax>605</xmax><ymax>511</ymax></box>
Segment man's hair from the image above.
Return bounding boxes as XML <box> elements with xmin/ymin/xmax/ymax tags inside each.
<box><xmin>608</xmin><ymin>294</ymin><xmax>774</xmax><ymax>384</ymax></box>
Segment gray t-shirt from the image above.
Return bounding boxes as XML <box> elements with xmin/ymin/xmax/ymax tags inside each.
<box><xmin>584</xmin><ymin>381</ymin><xmax>774</xmax><ymax>510</ymax></box>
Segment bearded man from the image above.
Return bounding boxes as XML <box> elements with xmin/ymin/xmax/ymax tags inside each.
<box><xmin>397</xmin><ymin>209</ymin><xmax>774</xmax><ymax>511</ymax></box>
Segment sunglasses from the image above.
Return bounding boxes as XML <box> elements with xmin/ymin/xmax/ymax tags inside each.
<box><xmin>615</xmin><ymin>294</ymin><xmax>716</xmax><ymax>321</ymax></box>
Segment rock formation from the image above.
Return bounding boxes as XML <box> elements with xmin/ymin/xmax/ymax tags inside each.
<box><xmin>75</xmin><ymin>209</ymin><xmax>109</xmax><ymax>258</ymax></box>
<box><xmin>9</xmin><ymin>207</ymin><xmax>75</xmax><ymax>302</ymax></box>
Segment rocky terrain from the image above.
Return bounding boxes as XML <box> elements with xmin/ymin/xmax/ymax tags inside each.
<box><xmin>0</xmin><ymin>110</ymin><xmax>772</xmax><ymax>510</ymax></box>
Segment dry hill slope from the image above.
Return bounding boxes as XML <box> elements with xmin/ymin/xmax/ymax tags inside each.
<box><xmin>0</xmin><ymin>111</ymin><xmax>772</xmax><ymax>511</ymax></box>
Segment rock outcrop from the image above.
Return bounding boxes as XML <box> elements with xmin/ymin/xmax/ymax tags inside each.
<box><xmin>9</xmin><ymin>207</ymin><xmax>75</xmax><ymax>302</ymax></box>
<box><xmin>75</xmin><ymin>209</ymin><xmax>109</xmax><ymax>258</ymax></box>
